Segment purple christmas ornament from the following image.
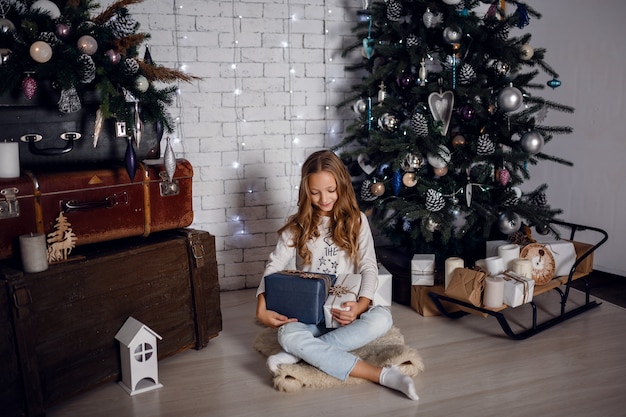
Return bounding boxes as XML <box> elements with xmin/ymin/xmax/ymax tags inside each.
<box><xmin>125</xmin><ymin>138</ymin><xmax>137</xmax><ymax>181</ymax></box>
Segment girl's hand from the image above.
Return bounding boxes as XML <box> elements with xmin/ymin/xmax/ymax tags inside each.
<box><xmin>331</xmin><ymin>297</ymin><xmax>370</xmax><ymax>326</ymax></box>
<box><xmin>256</xmin><ymin>293</ymin><xmax>298</xmax><ymax>328</ymax></box>
<box><xmin>259</xmin><ymin>309</ymin><xmax>298</xmax><ymax>328</ymax></box>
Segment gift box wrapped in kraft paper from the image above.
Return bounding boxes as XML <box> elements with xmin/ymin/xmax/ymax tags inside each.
<box><xmin>502</xmin><ymin>271</ymin><xmax>535</xmax><ymax>307</ymax></box>
<box><xmin>411</xmin><ymin>254</ymin><xmax>435</xmax><ymax>286</ymax></box>
<box><xmin>444</xmin><ymin>268</ymin><xmax>487</xmax><ymax>307</ymax></box>
<box><xmin>323</xmin><ymin>274</ymin><xmax>361</xmax><ymax>328</ymax></box>
<box><xmin>265</xmin><ymin>271</ymin><xmax>336</xmax><ymax>325</ymax></box>
<box><xmin>410</xmin><ymin>285</ymin><xmax>461</xmax><ymax>317</ymax></box>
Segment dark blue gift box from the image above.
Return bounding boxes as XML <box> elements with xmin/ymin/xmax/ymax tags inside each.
<box><xmin>265</xmin><ymin>270</ymin><xmax>336</xmax><ymax>324</ymax></box>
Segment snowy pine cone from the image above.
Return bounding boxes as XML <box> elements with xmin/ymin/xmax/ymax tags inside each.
<box><xmin>410</xmin><ymin>112</ymin><xmax>429</xmax><ymax>136</ymax></box>
<box><xmin>477</xmin><ymin>133</ymin><xmax>496</xmax><ymax>155</ymax></box>
<box><xmin>108</xmin><ymin>13</ymin><xmax>138</xmax><ymax>39</ymax></box>
<box><xmin>79</xmin><ymin>54</ymin><xmax>96</xmax><ymax>83</ymax></box>
<box><xmin>360</xmin><ymin>180</ymin><xmax>378</xmax><ymax>201</ymax></box>
<box><xmin>425</xmin><ymin>189</ymin><xmax>445</xmax><ymax>212</ymax></box>
<box><xmin>386</xmin><ymin>0</ymin><xmax>403</xmax><ymax>21</ymax></box>
<box><xmin>531</xmin><ymin>191</ymin><xmax>548</xmax><ymax>208</ymax></box>
<box><xmin>459</xmin><ymin>63</ymin><xmax>476</xmax><ymax>84</ymax></box>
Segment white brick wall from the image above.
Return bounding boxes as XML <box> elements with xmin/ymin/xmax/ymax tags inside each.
<box><xmin>98</xmin><ymin>0</ymin><xmax>362</xmax><ymax>290</ymax></box>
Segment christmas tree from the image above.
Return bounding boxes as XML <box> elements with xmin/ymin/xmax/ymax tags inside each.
<box><xmin>336</xmin><ymin>0</ymin><xmax>574</xmax><ymax>265</ymax></box>
<box><xmin>0</xmin><ymin>0</ymin><xmax>196</xmax><ymax>135</ymax></box>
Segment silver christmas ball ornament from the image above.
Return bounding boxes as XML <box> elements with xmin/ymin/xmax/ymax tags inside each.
<box><xmin>497</xmin><ymin>85</ymin><xmax>523</xmax><ymax>112</ymax></box>
<box><xmin>353</xmin><ymin>99</ymin><xmax>368</xmax><ymax>115</ymax></box>
<box><xmin>520</xmin><ymin>131</ymin><xmax>544</xmax><ymax>154</ymax></box>
<box><xmin>520</xmin><ymin>44</ymin><xmax>534</xmax><ymax>60</ymax></box>
<box><xmin>443</xmin><ymin>25</ymin><xmax>463</xmax><ymax>45</ymax></box>
<box><xmin>0</xmin><ymin>18</ymin><xmax>16</xmax><ymax>34</ymax></box>
<box><xmin>497</xmin><ymin>212</ymin><xmax>522</xmax><ymax>235</ymax></box>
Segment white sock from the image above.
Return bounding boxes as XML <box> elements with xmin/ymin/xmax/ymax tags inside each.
<box><xmin>379</xmin><ymin>365</ymin><xmax>419</xmax><ymax>400</ymax></box>
<box><xmin>266</xmin><ymin>351</ymin><xmax>299</xmax><ymax>373</ymax></box>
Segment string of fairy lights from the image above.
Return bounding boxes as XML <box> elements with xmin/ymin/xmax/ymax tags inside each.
<box><xmin>170</xmin><ymin>0</ymin><xmax>186</xmax><ymax>156</ymax></box>
<box><xmin>221</xmin><ymin>0</ymin><xmax>348</xmax><ymax>228</ymax></box>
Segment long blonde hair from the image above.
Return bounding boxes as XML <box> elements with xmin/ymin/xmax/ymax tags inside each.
<box><xmin>279</xmin><ymin>150</ymin><xmax>362</xmax><ymax>267</ymax></box>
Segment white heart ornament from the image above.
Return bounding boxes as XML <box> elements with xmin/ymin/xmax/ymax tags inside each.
<box><xmin>428</xmin><ymin>91</ymin><xmax>454</xmax><ymax>135</ymax></box>
<box><xmin>357</xmin><ymin>153</ymin><xmax>377</xmax><ymax>175</ymax></box>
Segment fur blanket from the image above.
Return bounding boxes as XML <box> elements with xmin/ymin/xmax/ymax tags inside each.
<box><xmin>253</xmin><ymin>326</ymin><xmax>424</xmax><ymax>392</ymax></box>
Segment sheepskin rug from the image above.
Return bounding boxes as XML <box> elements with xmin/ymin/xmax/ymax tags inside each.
<box><xmin>253</xmin><ymin>326</ymin><xmax>424</xmax><ymax>392</ymax></box>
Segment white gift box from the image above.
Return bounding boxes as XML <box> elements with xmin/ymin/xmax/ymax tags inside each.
<box><xmin>502</xmin><ymin>272</ymin><xmax>535</xmax><ymax>307</ymax></box>
<box><xmin>542</xmin><ymin>241</ymin><xmax>576</xmax><ymax>277</ymax></box>
<box><xmin>486</xmin><ymin>240</ymin><xmax>509</xmax><ymax>257</ymax></box>
<box><xmin>411</xmin><ymin>254</ymin><xmax>435</xmax><ymax>286</ymax></box>
<box><xmin>323</xmin><ymin>274</ymin><xmax>361</xmax><ymax>328</ymax></box>
<box><xmin>373</xmin><ymin>265</ymin><xmax>392</xmax><ymax>307</ymax></box>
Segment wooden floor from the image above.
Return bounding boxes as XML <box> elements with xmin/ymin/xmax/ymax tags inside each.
<box><xmin>47</xmin><ymin>288</ymin><xmax>626</xmax><ymax>417</ymax></box>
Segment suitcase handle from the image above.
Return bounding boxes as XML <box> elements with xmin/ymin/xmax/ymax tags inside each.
<box><xmin>62</xmin><ymin>192</ymin><xmax>128</xmax><ymax>212</ymax></box>
<box><xmin>21</xmin><ymin>132</ymin><xmax>80</xmax><ymax>156</ymax></box>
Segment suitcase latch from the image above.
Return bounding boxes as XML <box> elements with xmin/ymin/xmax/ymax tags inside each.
<box><xmin>0</xmin><ymin>187</ymin><xmax>20</xmax><ymax>219</ymax></box>
<box><xmin>159</xmin><ymin>172</ymin><xmax>180</xmax><ymax>197</ymax></box>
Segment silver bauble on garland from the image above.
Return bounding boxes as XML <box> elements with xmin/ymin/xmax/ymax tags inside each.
<box><xmin>497</xmin><ymin>212</ymin><xmax>522</xmax><ymax>235</ymax></box>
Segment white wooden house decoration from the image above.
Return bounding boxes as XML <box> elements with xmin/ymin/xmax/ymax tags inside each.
<box><xmin>115</xmin><ymin>316</ymin><xmax>163</xmax><ymax>395</ymax></box>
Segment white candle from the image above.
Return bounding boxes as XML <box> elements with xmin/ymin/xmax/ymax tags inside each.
<box><xmin>0</xmin><ymin>142</ymin><xmax>20</xmax><ymax>178</ymax></box>
<box><xmin>497</xmin><ymin>243</ymin><xmax>520</xmax><ymax>269</ymax></box>
<box><xmin>510</xmin><ymin>258</ymin><xmax>533</xmax><ymax>278</ymax></box>
<box><xmin>444</xmin><ymin>257</ymin><xmax>464</xmax><ymax>289</ymax></box>
<box><xmin>484</xmin><ymin>276</ymin><xmax>504</xmax><ymax>308</ymax></box>
<box><xmin>19</xmin><ymin>233</ymin><xmax>49</xmax><ymax>273</ymax></box>
<box><xmin>485</xmin><ymin>256</ymin><xmax>505</xmax><ymax>276</ymax></box>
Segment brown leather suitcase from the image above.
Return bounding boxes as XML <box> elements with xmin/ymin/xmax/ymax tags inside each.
<box><xmin>0</xmin><ymin>228</ymin><xmax>222</xmax><ymax>416</ymax></box>
<box><xmin>0</xmin><ymin>159</ymin><xmax>193</xmax><ymax>261</ymax></box>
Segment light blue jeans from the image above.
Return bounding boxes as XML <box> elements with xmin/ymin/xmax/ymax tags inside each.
<box><xmin>277</xmin><ymin>306</ymin><xmax>393</xmax><ymax>381</ymax></box>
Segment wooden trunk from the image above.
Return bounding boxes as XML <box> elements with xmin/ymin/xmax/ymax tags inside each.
<box><xmin>0</xmin><ymin>229</ymin><xmax>222</xmax><ymax>416</ymax></box>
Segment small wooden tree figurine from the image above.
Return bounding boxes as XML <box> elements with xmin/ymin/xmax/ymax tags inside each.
<box><xmin>46</xmin><ymin>212</ymin><xmax>77</xmax><ymax>263</ymax></box>
<box><xmin>115</xmin><ymin>316</ymin><xmax>163</xmax><ymax>395</ymax></box>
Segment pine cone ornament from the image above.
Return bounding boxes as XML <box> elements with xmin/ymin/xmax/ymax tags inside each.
<box><xmin>410</xmin><ymin>112</ymin><xmax>429</xmax><ymax>136</ymax></box>
<box><xmin>531</xmin><ymin>191</ymin><xmax>548</xmax><ymax>208</ymax></box>
<box><xmin>79</xmin><ymin>54</ymin><xmax>96</xmax><ymax>83</ymax></box>
<box><xmin>406</xmin><ymin>34</ymin><xmax>421</xmax><ymax>48</ymax></box>
<box><xmin>386</xmin><ymin>0</ymin><xmax>403</xmax><ymax>22</ymax></box>
<box><xmin>477</xmin><ymin>133</ymin><xmax>496</xmax><ymax>155</ymax></box>
<box><xmin>360</xmin><ymin>180</ymin><xmax>378</xmax><ymax>201</ymax></box>
<box><xmin>459</xmin><ymin>63</ymin><xmax>476</xmax><ymax>84</ymax></box>
<box><xmin>108</xmin><ymin>13</ymin><xmax>138</xmax><ymax>39</ymax></box>
<box><xmin>39</xmin><ymin>31</ymin><xmax>60</xmax><ymax>46</ymax></box>
<box><xmin>508</xmin><ymin>224</ymin><xmax>536</xmax><ymax>246</ymax></box>
<box><xmin>498</xmin><ymin>168</ymin><xmax>510</xmax><ymax>186</ymax></box>
<box><xmin>502</xmin><ymin>190</ymin><xmax>520</xmax><ymax>207</ymax></box>
<box><xmin>425</xmin><ymin>189</ymin><xmax>445</xmax><ymax>212</ymax></box>
<box><xmin>22</xmin><ymin>75</ymin><xmax>37</xmax><ymax>100</ymax></box>
<box><xmin>121</xmin><ymin>58</ymin><xmax>140</xmax><ymax>75</ymax></box>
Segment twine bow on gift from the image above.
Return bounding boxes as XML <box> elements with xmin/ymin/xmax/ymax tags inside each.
<box><xmin>281</xmin><ymin>270</ymin><xmax>334</xmax><ymax>294</ymax></box>
<box><xmin>329</xmin><ymin>285</ymin><xmax>357</xmax><ymax>297</ymax></box>
<box><xmin>503</xmin><ymin>271</ymin><xmax>532</xmax><ymax>304</ymax></box>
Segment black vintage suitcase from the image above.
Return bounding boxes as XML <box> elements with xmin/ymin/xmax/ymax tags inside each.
<box><xmin>0</xmin><ymin>84</ymin><xmax>161</xmax><ymax>168</ymax></box>
<box><xmin>0</xmin><ymin>228</ymin><xmax>221</xmax><ymax>416</ymax></box>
